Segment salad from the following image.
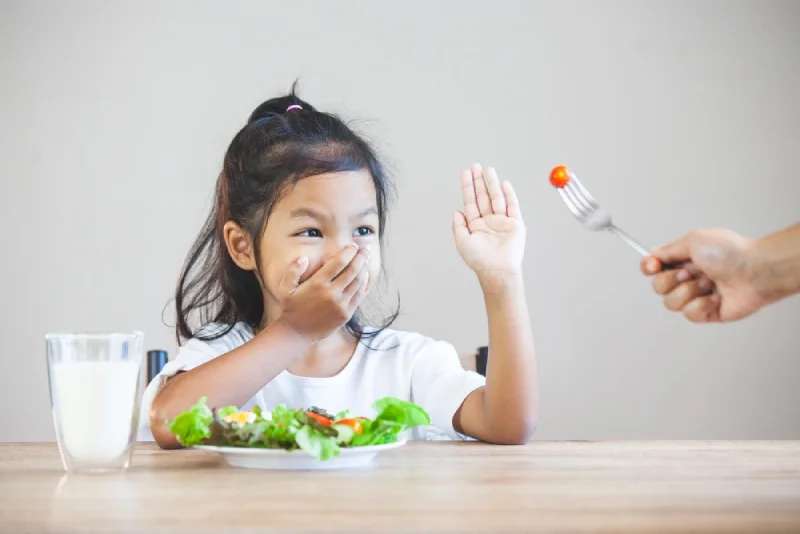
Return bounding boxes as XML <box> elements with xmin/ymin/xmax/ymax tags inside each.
<box><xmin>165</xmin><ymin>396</ymin><xmax>430</xmax><ymax>461</ymax></box>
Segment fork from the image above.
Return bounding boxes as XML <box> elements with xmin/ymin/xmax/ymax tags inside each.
<box><xmin>550</xmin><ymin>166</ymin><xmax>676</xmax><ymax>267</ymax></box>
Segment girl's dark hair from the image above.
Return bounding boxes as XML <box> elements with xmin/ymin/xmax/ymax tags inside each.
<box><xmin>175</xmin><ymin>83</ymin><xmax>397</xmax><ymax>344</ymax></box>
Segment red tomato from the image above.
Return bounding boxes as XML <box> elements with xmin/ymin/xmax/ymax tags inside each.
<box><xmin>549</xmin><ymin>165</ymin><xmax>571</xmax><ymax>189</ymax></box>
<box><xmin>305</xmin><ymin>411</ymin><xmax>332</xmax><ymax>426</ymax></box>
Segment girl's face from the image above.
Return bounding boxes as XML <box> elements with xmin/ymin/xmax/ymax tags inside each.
<box><xmin>231</xmin><ymin>170</ymin><xmax>382</xmax><ymax>322</ymax></box>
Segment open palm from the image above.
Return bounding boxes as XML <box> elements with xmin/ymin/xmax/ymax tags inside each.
<box><xmin>453</xmin><ymin>164</ymin><xmax>526</xmax><ymax>277</ymax></box>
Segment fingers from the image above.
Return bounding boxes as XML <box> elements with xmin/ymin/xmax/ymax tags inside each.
<box><xmin>662</xmin><ymin>277</ymin><xmax>713</xmax><ymax>311</ymax></box>
<box><xmin>646</xmin><ymin>257</ymin><xmax>722</xmax><ymax>321</ymax></box>
<box><xmin>332</xmin><ymin>247</ymin><xmax>370</xmax><ymax>289</ymax></box>
<box><xmin>641</xmin><ymin>255</ymin><xmax>697</xmax><ymax>276</ymax></box>
<box><xmin>472</xmin><ymin>163</ymin><xmax>492</xmax><ymax>217</ymax></box>
<box><xmin>277</xmin><ymin>256</ymin><xmax>309</xmax><ymax>296</ymax></box>
<box><xmin>502</xmin><ymin>180</ymin><xmax>521</xmax><ymax>219</ymax></box>
<box><xmin>483</xmin><ymin>167</ymin><xmax>506</xmax><ymax>215</ymax></box>
<box><xmin>343</xmin><ymin>270</ymin><xmax>369</xmax><ymax>302</ymax></box>
<box><xmin>682</xmin><ymin>294</ymin><xmax>722</xmax><ymax>323</ymax></box>
<box><xmin>650</xmin><ymin>265</ymin><xmax>703</xmax><ymax>294</ymax></box>
<box><xmin>352</xmin><ymin>272</ymin><xmax>370</xmax><ymax>304</ymax></box>
<box><xmin>314</xmin><ymin>244</ymin><xmax>359</xmax><ymax>281</ymax></box>
<box><xmin>463</xmin><ymin>164</ymin><xmax>520</xmax><ymax>220</ymax></box>
<box><xmin>347</xmin><ymin>271</ymin><xmax>370</xmax><ymax>310</ymax></box>
<box><xmin>461</xmin><ymin>170</ymin><xmax>481</xmax><ymax>223</ymax></box>
<box><xmin>452</xmin><ymin>210</ymin><xmax>470</xmax><ymax>241</ymax></box>
<box><xmin>641</xmin><ymin>256</ymin><xmax>661</xmax><ymax>275</ymax></box>
<box><xmin>651</xmin><ymin>233</ymin><xmax>694</xmax><ymax>264</ymax></box>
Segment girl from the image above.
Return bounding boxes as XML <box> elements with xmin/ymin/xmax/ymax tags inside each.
<box><xmin>139</xmin><ymin>88</ymin><xmax>538</xmax><ymax>446</ymax></box>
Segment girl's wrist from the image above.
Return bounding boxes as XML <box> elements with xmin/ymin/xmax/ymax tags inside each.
<box><xmin>261</xmin><ymin>317</ymin><xmax>317</xmax><ymax>348</ymax></box>
<box><xmin>477</xmin><ymin>270</ymin><xmax>525</xmax><ymax>296</ymax></box>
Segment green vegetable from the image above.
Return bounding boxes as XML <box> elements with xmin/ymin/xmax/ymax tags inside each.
<box><xmin>164</xmin><ymin>396</ymin><xmax>431</xmax><ymax>461</ymax></box>
<box><xmin>215</xmin><ymin>405</ymin><xmax>238</xmax><ymax>419</ymax></box>
<box><xmin>334</xmin><ymin>409</ymin><xmax>353</xmax><ymax>421</ymax></box>
<box><xmin>332</xmin><ymin>424</ymin><xmax>355</xmax><ymax>445</ymax></box>
<box><xmin>164</xmin><ymin>396</ymin><xmax>214</xmax><ymax>447</ymax></box>
<box><xmin>351</xmin><ymin>397</ymin><xmax>431</xmax><ymax>446</ymax></box>
<box><xmin>295</xmin><ymin>426</ymin><xmax>340</xmax><ymax>461</ymax></box>
<box><xmin>374</xmin><ymin>397</ymin><xmax>431</xmax><ymax>427</ymax></box>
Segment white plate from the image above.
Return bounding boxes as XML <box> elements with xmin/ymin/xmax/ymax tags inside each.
<box><xmin>193</xmin><ymin>440</ymin><xmax>407</xmax><ymax>470</ymax></box>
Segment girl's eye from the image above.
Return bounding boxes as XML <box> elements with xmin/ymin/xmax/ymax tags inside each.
<box><xmin>353</xmin><ymin>226</ymin><xmax>374</xmax><ymax>237</ymax></box>
<box><xmin>298</xmin><ymin>229</ymin><xmax>322</xmax><ymax>238</ymax></box>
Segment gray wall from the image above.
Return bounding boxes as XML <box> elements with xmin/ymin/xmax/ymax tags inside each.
<box><xmin>1</xmin><ymin>0</ymin><xmax>798</xmax><ymax>442</ymax></box>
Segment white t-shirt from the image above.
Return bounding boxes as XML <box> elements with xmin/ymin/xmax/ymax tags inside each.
<box><xmin>138</xmin><ymin>323</ymin><xmax>485</xmax><ymax>441</ymax></box>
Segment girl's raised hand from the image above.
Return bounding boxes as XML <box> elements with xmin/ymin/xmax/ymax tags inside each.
<box><xmin>276</xmin><ymin>245</ymin><xmax>370</xmax><ymax>342</ymax></box>
<box><xmin>453</xmin><ymin>164</ymin><xmax>526</xmax><ymax>282</ymax></box>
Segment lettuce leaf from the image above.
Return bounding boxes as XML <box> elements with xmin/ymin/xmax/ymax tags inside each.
<box><xmin>351</xmin><ymin>397</ymin><xmax>431</xmax><ymax>446</ymax></box>
<box><xmin>295</xmin><ymin>426</ymin><xmax>340</xmax><ymax>460</ymax></box>
<box><xmin>165</xmin><ymin>396</ymin><xmax>214</xmax><ymax>447</ymax></box>
<box><xmin>215</xmin><ymin>405</ymin><xmax>239</xmax><ymax>419</ymax></box>
<box><xmin>373</xmin><ymin>397</ymin><xmax>431</xmax><ymax>427</ymax></box>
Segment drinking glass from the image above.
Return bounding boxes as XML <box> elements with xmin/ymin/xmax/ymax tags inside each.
<box><xmin>46</xmin><ymin>332</ymin><xmax>144</xmax><ymax>473</ymax></box>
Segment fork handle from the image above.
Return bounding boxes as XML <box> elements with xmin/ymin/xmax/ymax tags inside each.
<box><xmin>608</xmin><ymin>226</ymin><xmax>718</xmax><ymax>301</ymax></box>
<box><xmin>607</xmin><ymin>226</ymin><xmax>682</xmax><ymax>270</ymax></box>
<box><xmin>659</xmin><ymin>261</ymin><xmax>683</xmax><ymax>270</ymax></box>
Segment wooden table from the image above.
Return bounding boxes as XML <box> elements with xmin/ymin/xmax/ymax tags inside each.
<box><xmin>1</xmin><ymin>441</ymin><xmax>799</xmax><ymax>533</ymax></box>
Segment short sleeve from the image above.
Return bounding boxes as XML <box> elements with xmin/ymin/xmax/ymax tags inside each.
<box><xmin>136</xmin><ymin>338</ymin><xmax>220</xmax><ymax>441</ymax></box>
<box><xmin>410</xmin><ymin>339</ymin><xmax>486</xmax><ymax>440</ymax></box>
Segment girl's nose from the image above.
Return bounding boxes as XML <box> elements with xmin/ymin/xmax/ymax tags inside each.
<box><xmin>326</xmin><ymin>235</ymin><xmax>357</xmax><ymax>256</ymax></box>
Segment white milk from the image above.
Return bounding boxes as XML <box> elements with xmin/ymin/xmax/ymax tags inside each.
<box><xmin>51</xmin><ymin>361</ymin><xmax>141</xmax><ymax>463</ymax></box>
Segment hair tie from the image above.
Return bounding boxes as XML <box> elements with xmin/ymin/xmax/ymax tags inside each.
<box><xmin>286</xmin><ymin>104</ymin><xmax>303</xmax><ymax>112</ymax></box>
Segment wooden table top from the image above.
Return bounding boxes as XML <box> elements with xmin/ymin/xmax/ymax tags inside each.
<box><xmin>1</xmin><ymin>441</ymin><xmax>799</xmax><ymax>533</ymax></box>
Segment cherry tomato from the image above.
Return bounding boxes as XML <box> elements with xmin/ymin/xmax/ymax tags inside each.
<box><xmin>335</xmin><ymin>418</ymin><xmax>364</xmax><ymax>434</ymax></box>
<box><xmin>305</xmin><ymin>411</ymin><xmax>332</xmax><ymax>426</ymax></box>
<box><xmin>549</xmin><ymin>165</ymin><xmax>571</xmax><ymax>188</ymax></box>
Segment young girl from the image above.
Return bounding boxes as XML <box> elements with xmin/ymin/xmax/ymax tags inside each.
<box><xmin>139</xmin><ymin>88</ymin><xmax>538</xmax><ymax>446</ymax></box>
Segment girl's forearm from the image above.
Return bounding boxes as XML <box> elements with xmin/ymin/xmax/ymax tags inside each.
<box><xmin>479</xmin><ymin>273</ymin><xmax>538</xmax><ymax>443</ymax></box>
<box><xmin>149</xmin><ymin>318</ymin><xmax>312</xmax><ymax>448</ymax></box>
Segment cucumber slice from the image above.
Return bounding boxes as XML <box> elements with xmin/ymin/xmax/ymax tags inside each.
<box><xmin>332</xmin><ymin>424</ymin><xmax>355</xmax><ymax>445</ymax></box>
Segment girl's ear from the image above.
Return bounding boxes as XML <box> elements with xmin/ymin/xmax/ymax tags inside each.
<box><xmin>223</xmin><ymin>221</ymin><xmax>257</xmax><ymax>271</ymax></box>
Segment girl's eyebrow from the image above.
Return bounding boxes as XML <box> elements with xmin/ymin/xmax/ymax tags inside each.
<box><xmin>289</xmin><ymin>208</ymin><xmax>325</xmax><ymax>220</ymax></box>
<box><xmin>289</xmin><ymin>207</ymin><xmax>378</xmax><ymax>221</ymax></box>
<box><xmin>352</xmin><ymin>208</ymin><xmax>378</xmax><ymax>221</ymax></box>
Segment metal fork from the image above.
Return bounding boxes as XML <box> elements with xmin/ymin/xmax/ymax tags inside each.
<box><xmin>555</xmin><ymin>168</ymin><xmax>664</xmax><ymax>261</ymax></box>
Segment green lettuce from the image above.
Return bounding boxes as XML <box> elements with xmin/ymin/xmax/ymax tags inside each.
<box><xmin>164</xmin><ymin>396</ymin><xmax>214</xmax><ymax>447</ymax></box>
<box><xmin>351</xmin><ymin>397</ymin><xmax>431</xmax><ymax>446</ymax></box>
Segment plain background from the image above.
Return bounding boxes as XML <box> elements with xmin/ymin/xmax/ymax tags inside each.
<box><xmin>1</xmin><ymin>0</ymin><xmax>798</xmax><ymax>442</ymax></box>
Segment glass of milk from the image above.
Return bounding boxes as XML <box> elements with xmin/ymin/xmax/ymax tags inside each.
<box><xmin>46</xmin><ymin>332</ymin><xmax>144</xmax><ymax>474</ymax></box>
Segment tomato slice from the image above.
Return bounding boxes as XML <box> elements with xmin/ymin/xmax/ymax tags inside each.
<box><xmin>334</xmin><ymin>418</ymin><xmax>364</xmax><ymax>434</ymax></box>
<box><xmin>305</xmin><ymin>411</ymin><xmax>332</xmax><ymax>426</ymax></box>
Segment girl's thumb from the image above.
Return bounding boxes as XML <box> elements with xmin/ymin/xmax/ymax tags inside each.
<box><xmin>279</xmin><ymin>256</ymin><xmax>309</xmax><ymax>296</ymax></box>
